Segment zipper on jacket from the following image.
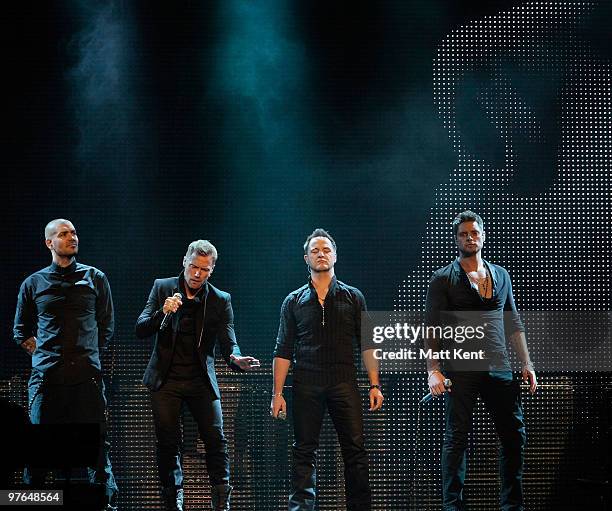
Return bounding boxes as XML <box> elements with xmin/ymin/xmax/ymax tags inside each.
<box><xmin>197</xmin><ymin>292</ymin><xmax>208</xmax><ymax>348</ymax></box>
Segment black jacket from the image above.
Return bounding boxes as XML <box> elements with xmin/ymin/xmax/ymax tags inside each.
<box><xmin>135</xmin><ymin>276</ymin><xmax>242</xmax><ymax>397</ymax></box>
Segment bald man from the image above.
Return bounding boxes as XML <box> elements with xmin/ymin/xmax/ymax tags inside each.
<box><xmin>13</xmin><ymin>219</ymin><xmax>118</xmax><ymax>510</ymax></box>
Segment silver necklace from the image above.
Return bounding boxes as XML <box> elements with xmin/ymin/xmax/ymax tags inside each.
<box><xmin>467</xmin><ymin>268</ymin><xmax>490</xmax><ymax>297</ymax></box>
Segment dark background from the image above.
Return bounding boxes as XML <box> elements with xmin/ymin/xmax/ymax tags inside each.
<box><xmin>2</xmin><ymin>1</ymin><xmax>611</xmax><ymax>509</ymax></box>
<box><xmin>2</xmin><ymin>0</ymin><xmax>548</xmax><ymax>355</ymax></box>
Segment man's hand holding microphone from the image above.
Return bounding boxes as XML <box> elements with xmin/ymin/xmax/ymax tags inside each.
<box><xmin>160</xmin><ymin>293</ymin><xmax>183</xmax><ymax>330</ymax></box>
<box><xmin>428</xmin><ymin>369</ymin><xmax>452</xmax><ymax>398</ymax></box>
<box><xmin>270</xmin><ymin>392</ymin><xmax>287</xmax><ymax>420</ymax></box>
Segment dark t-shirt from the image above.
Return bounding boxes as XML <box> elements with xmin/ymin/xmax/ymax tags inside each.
<box><xmin>167</xmin><ymin>288</ymin><xmax>203</xmax><ymax>381</ymax></box>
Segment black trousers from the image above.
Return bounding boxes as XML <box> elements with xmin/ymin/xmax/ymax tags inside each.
<box><xmin>26</xmin><ymin>374</ymin><xmax>118</xmax><ymax>499</ymax></box>
<box><xmin>442</xmin><ymin>371</ymin><xmax>526</xmax><ymax>511</ymax></box>
<box><xmin>151</xmin><ymin>377</ymin><xmax>229</xmax><ymax>489</ymax></box>
<box><xmin>289</xmin><ymin>380</ymin><xmax>371</xmax><ymax>511</ymax></box>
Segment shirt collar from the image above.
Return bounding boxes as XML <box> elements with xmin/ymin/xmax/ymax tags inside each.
<box><xmin>50</xmin><ymin>259</ymin><xmax>77</xmax><ymax>275</ymax></box>
<box><xmin>308</xmin><ymin>275</ymin><xmax>338</xmax><ymax>296</ymax></box>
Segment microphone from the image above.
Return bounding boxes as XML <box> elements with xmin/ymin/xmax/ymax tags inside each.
<box><xmin>160</xmin><ymin>293</ymin><xmax>182</xmax><ymax>331</ymax></box>
<box><xmin>420</xmin><ymin>378</ymin><xmax>452</xmax><ymax>405</ymax></box>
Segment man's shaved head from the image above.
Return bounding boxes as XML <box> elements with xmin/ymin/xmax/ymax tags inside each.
<box><xmin>45</xmin><ymin>219</ymin><xmax>73</xmax><ymax>240</ymax></box>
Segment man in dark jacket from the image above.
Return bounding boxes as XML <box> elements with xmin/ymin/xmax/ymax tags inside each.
<box><xmin>135</xmin><ymin>240</ymin><xmax>259</xmax><ymax>511</ymax></box>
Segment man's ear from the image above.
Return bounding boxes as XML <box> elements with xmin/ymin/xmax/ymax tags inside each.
<box><xmin>45</xmin><ymin>239</ymin><xmax>53</xmax><ymax>251</ymax></box>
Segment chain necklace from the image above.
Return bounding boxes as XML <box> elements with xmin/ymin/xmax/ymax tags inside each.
<box><xmin>318</xmin><ymin>295</ymin><xmax>326</xmax><ymax>326</ymax></box>
<box><xmin>467</xmin><ymin>268</ymin><xmax>490</xmax><ymax>298</ymax></box>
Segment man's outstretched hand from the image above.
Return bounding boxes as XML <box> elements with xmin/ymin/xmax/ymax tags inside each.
<box><xmin>230</xmin><ymin>354</ymin><xmax>261</xmax><ymax>371</ymax></box>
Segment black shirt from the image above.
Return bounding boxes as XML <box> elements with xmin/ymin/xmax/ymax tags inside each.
<box><xmin>425</xmin><ymin>258</ymin><xmax>524</xmax><ymax>371</ymax></box>
<box><xmin>166</xmin><ymin>282</ymin><xmax>205</xmax><ymax>381</ymax></box>
<box><xmin>273</xmin><ymin>277</ymin><xmax>367</xmax><ymax>385</ymax></box>
<box><xmin>13</xmin><ymin>260</ymin><xmax>114</xmax><ymax>384</ymax></box>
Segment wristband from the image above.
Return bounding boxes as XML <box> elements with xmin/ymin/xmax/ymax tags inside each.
<box><xmin>369</xmin><ymin>384</ymin><xmax>381</xmax><ymax>391</ymax></box>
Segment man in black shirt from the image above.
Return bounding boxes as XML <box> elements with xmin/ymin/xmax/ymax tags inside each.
<box><xmin>271</xmin><ymin>228</ymin><xmax>383</xmax><ymax>511</ymax></box>
<box><xmin>425</xmin><ymin>211</ymin><xmax>537</xmax><ymax>511</ymax></box>
<box><xmin>136</xmin><ymin>240</ymin><xmax>259</xmax><ymax>511</ymax></box>
<box><xmin>13</xmin><ymin>218</ymin><xmax>118</xmax><ymax>509</ymax></box>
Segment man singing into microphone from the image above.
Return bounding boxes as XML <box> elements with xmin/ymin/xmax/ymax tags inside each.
<box><xmin>135</xmin><ymin>240</ymin><xmax>259</xmax><ymax>511</ymax></box>
<box><xmin>425</xmin><ymin>211</ymin><xmax>537</xmax><ymax>511</ymax></box>
<box><xmin>270</xmin><ymin>228</ymin><xmax>383</xmax><ymax>511</ymax></box>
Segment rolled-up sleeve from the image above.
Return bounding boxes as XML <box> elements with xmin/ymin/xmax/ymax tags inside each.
<box><xmin>503</xmin><ymin>270</ymin><xmax>525</xmax><ymax>337</ymax></box>
<box><xmin>353</xmin><ymin>289</ymin><xmax>375</xmax><ymax>352</ymax></box>
<box><xmin>425</xmin><ymin>270</ymin><xmax>449</xmax><ymax>327</ymax></box>
<box><xmin>273</xmin><ymin>294</ymin><xmax>296</xmax><ymax>361</ymax></box>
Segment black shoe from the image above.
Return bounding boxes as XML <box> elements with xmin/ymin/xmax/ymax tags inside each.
<box><xmin>162</xmin><ymin>487</ymin><xmax>184</xmax><ymax>511</ymax></box>
<box><xmin>211</xmin><ymin>484</ymin><xmax>232</xmax><ymax>510</ymax></box>
<box><xmin>105</xmin><ymin>491</ymin><xmax>118</xmax><ymax>511</ymax></box>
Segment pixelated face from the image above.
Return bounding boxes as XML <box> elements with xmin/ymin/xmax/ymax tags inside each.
<box><xmin>428</xmin><ymin>1</ymin><xmax>612</xmax><ymax>308</ymax></box>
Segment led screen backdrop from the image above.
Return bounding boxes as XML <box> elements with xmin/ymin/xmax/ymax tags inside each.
<box><xmin>2</xmin><ymin>1</ymin><xmax>610</xmax><ymax>509</ymax></box>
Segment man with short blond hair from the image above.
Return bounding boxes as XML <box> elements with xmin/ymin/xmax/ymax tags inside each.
<box><xmin>185</xmin><ymin>239</ymin><xmax>218</xmax><ymax>263</ymax></box>
<box><xmin>136</xmin><ymin>240</ymin><xmax>259</xmax><ymax>511</ymax></box>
